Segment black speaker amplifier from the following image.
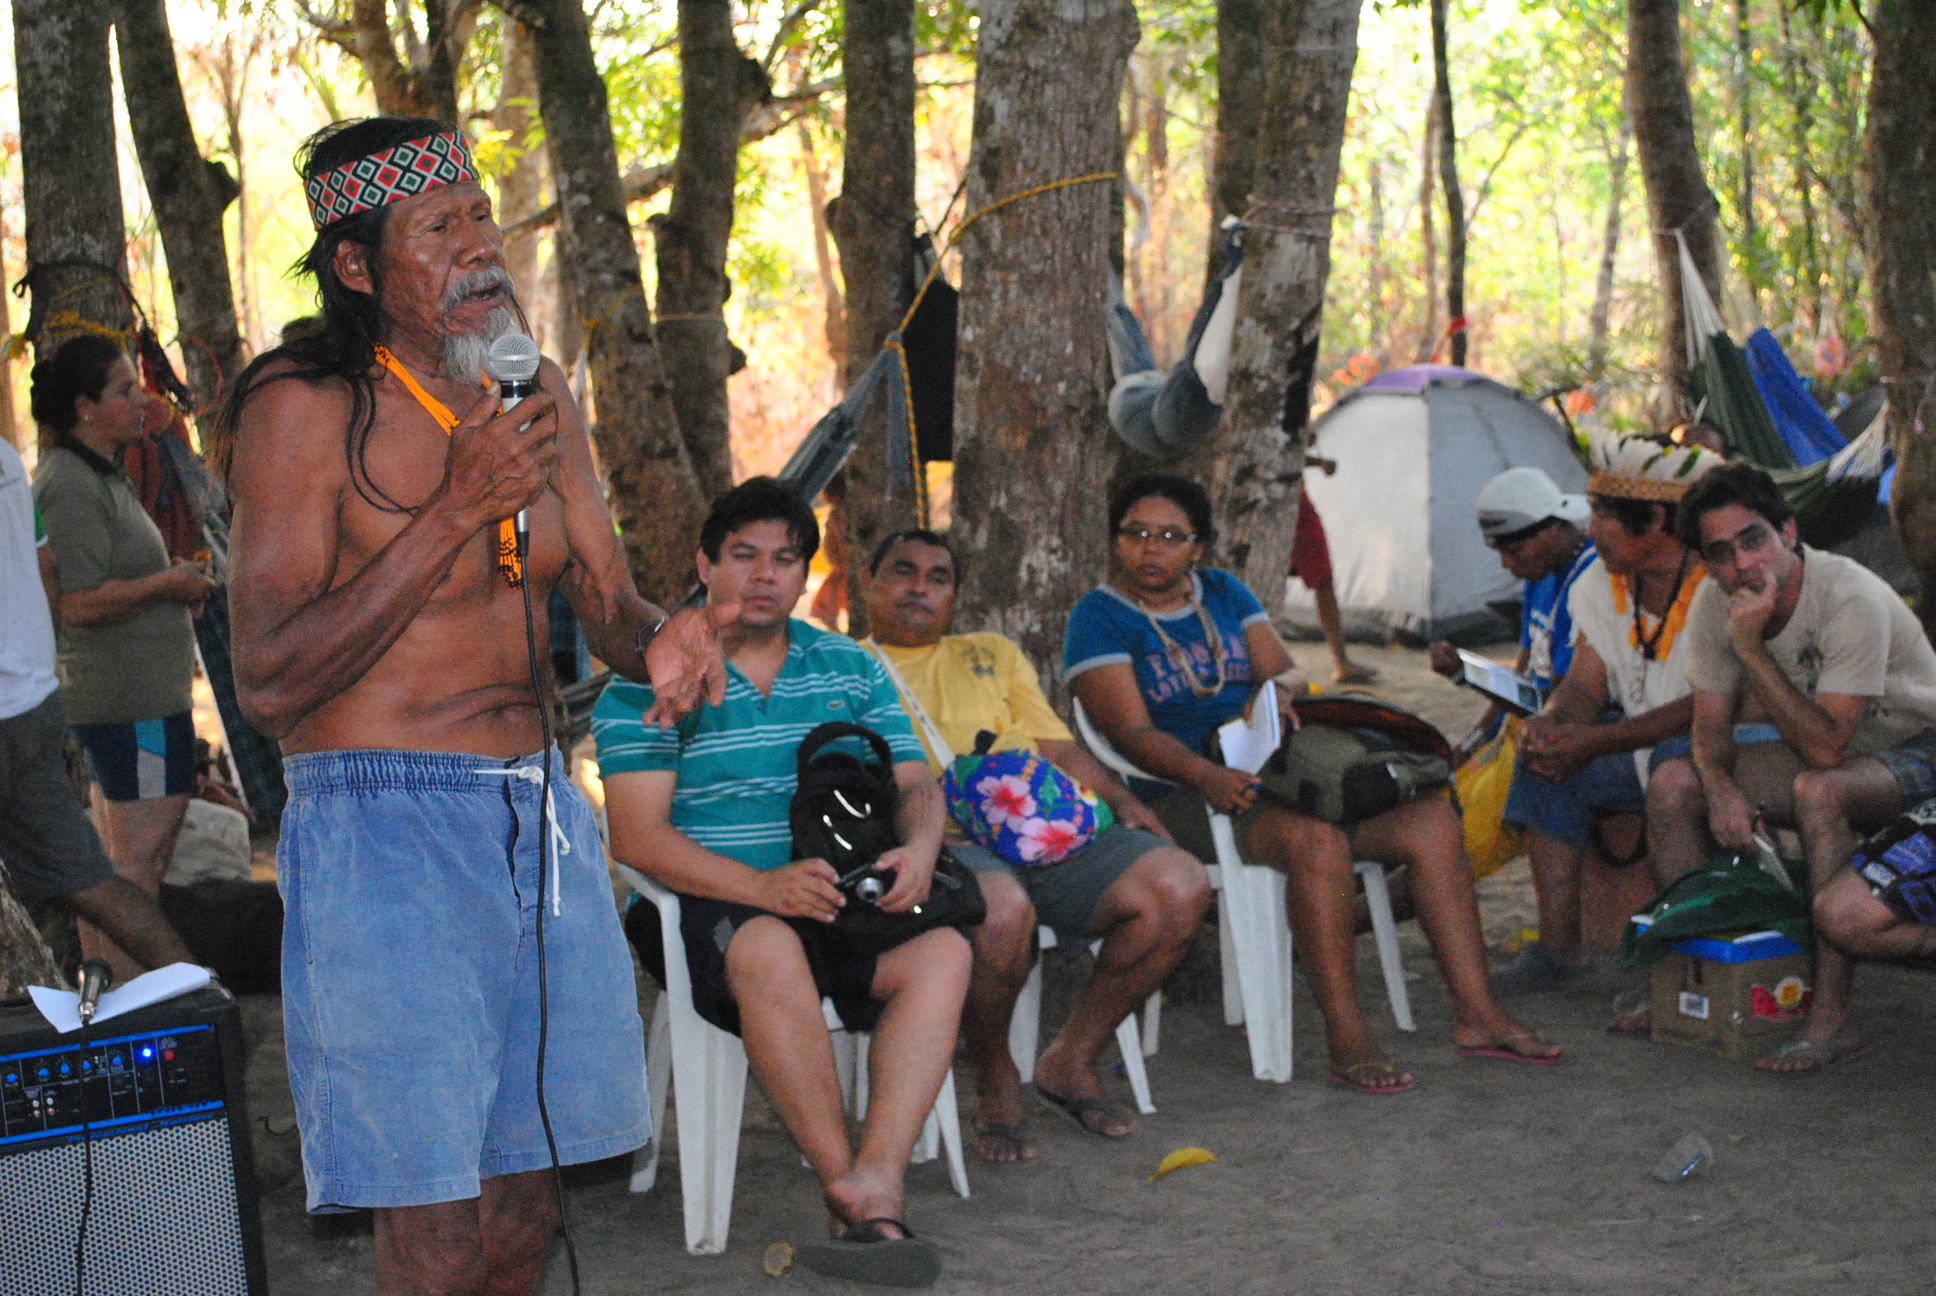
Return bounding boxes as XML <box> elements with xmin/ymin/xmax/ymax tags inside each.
<box><xmin>0</xmin><ymin>984</ymin><xmax>267</xmax><ymax>1295</ymax></box>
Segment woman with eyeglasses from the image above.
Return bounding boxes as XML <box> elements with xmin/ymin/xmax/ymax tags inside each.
<box><xmin>1066</xmin><ymin>473</ymin><xmax>1560</xmax><ymax>1093</ymax></box>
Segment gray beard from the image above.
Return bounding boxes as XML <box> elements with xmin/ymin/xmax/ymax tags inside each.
<box><xmin>440</xmin><ymin>306</ymin><xmax>520</xmax><ymax>381</ymax></box>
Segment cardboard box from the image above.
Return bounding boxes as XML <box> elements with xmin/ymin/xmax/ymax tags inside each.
<box><xmin>1650</xmin><ymin>930</ymin><xmax>1814</xmax><ymax>1059</ymax></box>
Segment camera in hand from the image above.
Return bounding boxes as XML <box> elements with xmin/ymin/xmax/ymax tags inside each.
<box><xmin>790</xmin><ymin>723</ymin><xmax>902</xmax><ymax>907</ymax></box>
<box><xmin>839</xmin><ymin>864</ymin><xmax>894</xmax><ymax>905</ymax></box>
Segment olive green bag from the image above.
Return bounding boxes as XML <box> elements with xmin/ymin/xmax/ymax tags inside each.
<box><xmin>1252</xmin><ymin>695</ymin><xmax>1453</xmax><ymax>826</ymax></box>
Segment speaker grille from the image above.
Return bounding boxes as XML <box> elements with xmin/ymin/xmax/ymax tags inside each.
<box><xmin>0</xmin><ymin>1116</ymin><xmax>249</xmax><ymax>1296</ymax></box>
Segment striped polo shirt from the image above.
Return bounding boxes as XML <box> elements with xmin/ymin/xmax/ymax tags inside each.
<box><xmin>591</xmin><ymin>619</ymin><xmax>923</xmax><ymax>870</ymax></box>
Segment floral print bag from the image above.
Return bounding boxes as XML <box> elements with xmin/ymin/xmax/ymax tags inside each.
<box><xmin>942</xmin><ymin>732</ymin><xmax>1115</xmax><ymax>867</ymax></box>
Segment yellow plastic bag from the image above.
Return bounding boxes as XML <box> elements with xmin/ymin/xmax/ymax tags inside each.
<box><xmin>1456</xmin><ymin>717</ymin><xmax>1524</xmax><ymax>881</ymax></box>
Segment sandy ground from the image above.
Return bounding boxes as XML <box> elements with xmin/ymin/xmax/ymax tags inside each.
<box><xmin>236</xmin><ymin>643</ymin><xmax>1936</xmax><ymax>1295</ymax></box>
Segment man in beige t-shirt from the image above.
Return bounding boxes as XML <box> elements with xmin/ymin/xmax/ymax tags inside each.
<box><xmin>1655</xmin><ymin>463</ymin><xmax>1936</xmax><ymax>1074</ymax></box>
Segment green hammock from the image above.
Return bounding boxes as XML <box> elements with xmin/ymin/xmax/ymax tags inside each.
<box><xmin>1689</xmin><ymin>328</ymin><xmax>1880</xmax><ymax>548</ymax></box>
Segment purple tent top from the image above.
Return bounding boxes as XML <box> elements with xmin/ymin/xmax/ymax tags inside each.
<box><xmin>1360</xmin><ymin>363</ymin><xmax>1488</xmax><ymax>393</ymax></box>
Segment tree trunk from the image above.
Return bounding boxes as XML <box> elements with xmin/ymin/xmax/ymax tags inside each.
<box><xmin>1627</xmin><ymin>0</ymin><xmax>1721</xmax><ymax>415</ymax></box>
<box><xmin>654</xmin><ymin>0</ymin><xmax>768</xmax><ymax>503</ymax></box>
<box><xmin>0</xmin><ymin>204</ymin><xmax>21</xmax><ymax>449</ymax></box>
<box><xmin>334</xmin><ymin>0</ymin><xmax>473</xmax><ymax>123</ymax></box>
<box><xmin>1866</xmin><ymin>0</ymin><xmax>1936</xmax><ymax>628</ymax></box>
<box><xmin>951</xmin><ymin>0</ymin><xmax>1138</xmax><ymax>683</ymax></box>
<box><xmin>1776</xmin><ymin>0</ymin><xmax>1823</xmax><ymax>329</ymax></box>
<box><xmin>1587</xmin><ymin>116</ymin><xmax>1632</xmax><ymax>383</ymax></box>
<box><xmin>1430</xmin><ymin>0</ymin><xmax>1465</xmax><ymax>366</ymax></box>
<box><xmin>114</xmin><ymin>0</ymin><xmax>246</xmax><ymax>420</ymax></box>
<box><xmin>526</xmin><ymin>0</ymin><xmax>707</xmax><ymax>606</ymax></box>
<box><xmin>1413</xmin><ymin>98</ymin><xmax>1439</xmax><ymax>362</ymax></box>
<box><xmin>495</xmin><ymin>17</ymin><xmax>545</xmax><ymax>312</ymax></box>
<box><xmin>1209</xmin><ymin>0</ymin><xmax>1268</xmax><ymax>278</ymax></box>
<box><xmin>1733</xmin><ymin>0</ymin><xmax>1755</xmax><ymax>302</ymax></box>
<box><xmin>0</xmin><ymin>865</ymin><xmax>64</xmax><ymax>996</ymax></box>
<box><xmin>833</xmin><ymin>0</ymin><xmax>920</xmax><ymax>638</ymax></box>
<box><xmin>1208</xmin><ymin>0</ymin><xmax>1359</xmax><ymax>611</ymax></box>
<box><xmin>797</xmin><ymin>123</ymin><xmax>846</xmax><ymax>372</ymax></box>
<box><xmin>15</xmin><ymin>0</ymin><xmax>135</xmax><ymax>344</ymax></box>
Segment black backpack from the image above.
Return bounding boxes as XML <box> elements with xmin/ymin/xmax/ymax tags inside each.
<box><xmin>790</xmin><ymin>722</ymin><xmax>901</xmax><ymax>878</ymax></box>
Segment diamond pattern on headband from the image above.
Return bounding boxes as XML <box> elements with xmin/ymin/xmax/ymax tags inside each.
<box><xmin>305</xmin><ymin>131</ymin><xmax>479</xmax><ymax>229</ymax></box>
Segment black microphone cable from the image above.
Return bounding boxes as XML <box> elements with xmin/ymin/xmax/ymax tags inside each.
<box><xmin>518</xmin><ymin>539</ymin><xmax>582</xmax><ymax>1295</ymax></box>
<box><xmin>73</xmin><ymin>1021</ymin><xmax>96</xmax><ymax>1296</ymax></box>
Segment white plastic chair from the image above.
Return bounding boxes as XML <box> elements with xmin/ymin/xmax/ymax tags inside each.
<box><xmin>615</xmin><ymin>864</ymin><xmax>969</xmax><ymax>1256</ymax></box>
<box><xmin>1071</xmin><ymin>695</ymin><xmax>1416</xmax><ymax>1085</ymax></box>
<box><xmin>1006</xmin><ymin>925</ymin><xmax>1160</xmax><ymax>1114</ymax></box>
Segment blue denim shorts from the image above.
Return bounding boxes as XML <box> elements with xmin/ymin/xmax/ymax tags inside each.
<box><xmin>1503</xmin><ymin>750</ymin><xmax>1646</xmax><ymax>850</ymax></box>
<box><xmin>278</xmin><ymin>747</ymin><xmax>648</xmax><ymax>1212</ymax></box>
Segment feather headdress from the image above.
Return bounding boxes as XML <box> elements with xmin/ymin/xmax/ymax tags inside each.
<box><xmin>1587</xmin><ymin>434</ymin><xmax>1720</xmax><ymax>503</ymax></box>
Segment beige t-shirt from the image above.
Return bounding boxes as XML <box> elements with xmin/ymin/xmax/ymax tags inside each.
<box><xmin>1567</xmin><ymin>554</ymin><xmax>1707</xmax><ymax>782</ymax></box>
<box><xmin>1683</xmin><ymin>546</ymin><xmax>1936</xmax><ymax>756</ymax></box>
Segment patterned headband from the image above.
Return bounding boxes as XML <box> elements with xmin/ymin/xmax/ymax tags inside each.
<box><xmin>304</xmin><ymin>130</ymin><xmax>478</xmax><ymax>229</ymax></box>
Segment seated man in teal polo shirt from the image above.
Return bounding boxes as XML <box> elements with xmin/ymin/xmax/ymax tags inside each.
<box><xmin>595</xmin><ymin>478</ymin><xmax>969</xmax><ymax>1286</ymax></box>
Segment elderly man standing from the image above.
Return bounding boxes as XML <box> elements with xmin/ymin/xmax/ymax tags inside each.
<box><xmin>218</xmin><ymin>117</ymin><xmax>728</xmax><ymax>1294</ymax></box>
<box><xmin>857</xmin><ymin>529</ymin><xmax>1210</xmax><ymax>1161</ymax></box>
<box><xmin>1654</xmin><ymin>463</ymin><xmax>1936</xmax><ymax>1074</ymax></box>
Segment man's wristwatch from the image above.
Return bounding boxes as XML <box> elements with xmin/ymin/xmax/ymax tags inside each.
<box><xmin>634</xmin><ymin>612</ymin><xmax>669</xmax><ymax>662</ymax></box>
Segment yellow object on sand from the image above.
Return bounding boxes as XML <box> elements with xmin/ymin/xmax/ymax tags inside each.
<box><xmin>763</xmin><ymin>1242</ymin><xmax>795</xmax><ymax>1277</ymax></box>
<box><xmin>1149</xmin><ymin>1147</ymin><xmax>1218</xmax><ymax>1183</ymax></box>
<box><xmin>1455</xmin><ymin>717</ymin><xmax>1525</xmax><ymax>881</ymax></box>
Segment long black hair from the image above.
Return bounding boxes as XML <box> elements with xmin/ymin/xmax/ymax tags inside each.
<box><xmin>206</xmin><ymin>116</ymin><xmax>447</xmax><ymax>509</ymax></box>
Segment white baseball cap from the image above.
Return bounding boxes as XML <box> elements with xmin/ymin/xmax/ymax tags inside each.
<box><xmin>1476</xmin><ymin>467</ymin><xmax>1589</xmax><ymax>540</ymax></box>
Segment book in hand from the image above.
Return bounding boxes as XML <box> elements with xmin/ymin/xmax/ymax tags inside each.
<box><xmin>1455</xmin><ymin>649</ymin><xmax>1547</xmax><ymax>716</ymax></box>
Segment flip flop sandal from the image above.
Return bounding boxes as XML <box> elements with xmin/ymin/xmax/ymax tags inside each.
<box><xmin>1033</xmin><ymin>1084</ymin><xmax>1133</xmax><ymax>1138</ymax></box>
<box><xmin>1754</xmin><ymin>1037</ymin><xmax>1863</xmax><ymax>1075</ymax></box>
<box><xmin>973</xmin><ymin>1119</ymin><xmax>1036</xmax><ymax>1162</ymax></box>
<box><xmin>1327</xmin><ymin>1061</ymin><xmax>1415</xmax><ymax>1094</ymax></box>
<box><xmin>1458</xmin><ymin>1031</ymin><xmax>1563</xmax><ymax>1065</ymax></box>
<box><xmin>799</xmin><ymin>1218</ymin><xmax>942</xmax><ymax>1289</ymax></box>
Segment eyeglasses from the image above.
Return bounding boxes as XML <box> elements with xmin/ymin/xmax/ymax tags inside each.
<box><xmin>1116</xmin><ymin>527</ymin><xmax>1198</xmax><ymax>547</ymax></box>
<box><xmin>1700</xmin><ymin>520</ymin><xmax>1778</xmax><ymax>568</ymax></box>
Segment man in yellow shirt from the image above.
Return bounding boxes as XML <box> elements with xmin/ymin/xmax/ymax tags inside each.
<box><xmin>859</xmin><ymin>530</ymin><xmax>1211</xmax><ymax>1162</ymax></box>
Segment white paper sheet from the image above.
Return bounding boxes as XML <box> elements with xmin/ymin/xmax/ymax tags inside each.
<box><xmin>28</xmin><ymin>962</ymin><xmax>211</xmax><ymax>1035</ymax></box>
<box><xmin>1217</xmin><ymin>686</ymin><xmax>1282</xmax><ymax>775</ymax></box>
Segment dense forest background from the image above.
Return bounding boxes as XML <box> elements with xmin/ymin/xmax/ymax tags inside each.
<box><xmin>0</xmin><ymin>0</ymin><xmax>1881</xmax><ymax>478</ymax></box>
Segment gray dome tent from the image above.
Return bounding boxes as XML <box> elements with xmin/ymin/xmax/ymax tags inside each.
<box><xmin>1286</xmin><ymin>365</ymin><xmax>1587</xmax><ymax>644</ymax></box>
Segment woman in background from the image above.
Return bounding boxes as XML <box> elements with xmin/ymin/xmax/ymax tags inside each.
<box><xmin>32</xmin><ymin>334</ymin><xmax>211</xmax><ymax>980</ymax></box>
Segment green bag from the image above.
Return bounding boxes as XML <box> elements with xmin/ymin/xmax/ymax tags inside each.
<box><xmin>1619</xmin><ymin>852</ymin><xmax>1811</xmax><ymax>970</ymax></box>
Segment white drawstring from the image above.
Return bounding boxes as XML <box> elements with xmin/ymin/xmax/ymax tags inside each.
<box><xmin>476</xmin><ymin>765</ymin><xmax>572</xmax><ymax>915</ymax></box>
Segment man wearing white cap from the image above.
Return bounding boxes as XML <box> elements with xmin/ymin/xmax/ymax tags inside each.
<box><xmin>1435</xmin><ymin>466</ymin><xmax>1609</xmax><ymax>993</ymax></box>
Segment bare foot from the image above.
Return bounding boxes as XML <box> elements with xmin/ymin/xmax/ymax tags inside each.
<box><xmin>1454</xmin><ymin>1011</ymin><xmax>1563</xmax><ymax>1062</ymax></box>
<box><xmin>823</xmin><ymin>1167</ymin><xmax>905</xmax><ymax>1240</ymax></box>
<box><xmin>1032</xmin><ymin>1042</ymin><xmax>1133</xmax><ymax>1138</ymax></box>
<box><xmin>1334</xmin><ymin>662</ymin><xmax>1380</xmax><ymax>686</ymax></box>
<box><xmin>972</xmin><ymin>1056</ymin><xmax>1038</xmax><ymax>1163</ymax></box>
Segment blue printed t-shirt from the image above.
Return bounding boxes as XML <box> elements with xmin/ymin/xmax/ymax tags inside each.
<box><xmin>1521</xmin><ymin>540</ymin><xmax>1597</xmax><ymax>690</ymax></box>
<box><xmin>1062</xmin><ymin>569</ymin><xmax>1269</xmax><ymax>759</ymax></box>
<box><xmin>591</xmin><ymin>619</ymin><xmax>924</xmax><ymax>870</ymax></box>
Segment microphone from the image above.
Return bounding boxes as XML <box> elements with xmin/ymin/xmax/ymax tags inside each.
<box><xmin>484</xmin><ymin>332</ymin><xmax>544</xmax><ymax>553</ymax></box>
<box><xmin>76</xmin><ymin>958</ymin><xmax>113</xmax><ymax>1027</ymax></box>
